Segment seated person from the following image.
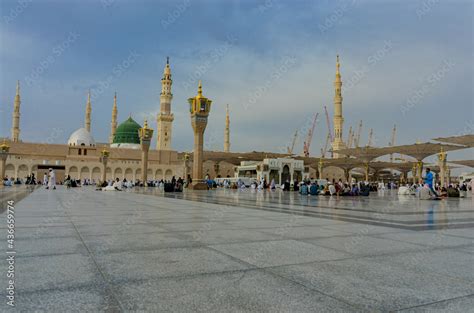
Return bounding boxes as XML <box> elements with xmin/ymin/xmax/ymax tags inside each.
<box><xmin>309</xmin><ymin>183</ymin><xmax>319</xmax><ymax>195</ymax></box>
<box><xmin>397</xmin><ymin>185</ymin><xmax>411</xmax><ymax>195</ymax></box>
<box><xmin>447</xmin><ymin>186</ymin><xmax>459</xmax><ymax>197</ymax></box>
<box><xmin>360</xmin><ymin>183</ymin><xmax>370</xmax><ymax>196</ymax></box>
<box><xmin>3</xmin><ymin>177</ymin><xmax>12</xmax><ymax>186</ymax></box>
<box><xmin>113</xmin><ymin>178</ymin><xmax>123</xmax><ymax>191</ymax></box>
<box><xmin>440</xmin><ymin>187</ymin><xmax>448</xmax><ymax>197</ymax></box>
<box><xmin>328</xmin><ymin>184</ymin><xmax>336</xmax><ymax>196</ymax></box>
<box><xmin>300</xmin><ymin>183</ymin><xmax>308</xmax><ymax>195</ymax></box>
<box><xmin>350</xmin><ymin>184</ymin><xmax>359</xmax><ymax>196</ymax></box>
<box><xmin>341</xmin><ymin>184</ymin><xmax>351</xmax><ymax>196</ymax></box>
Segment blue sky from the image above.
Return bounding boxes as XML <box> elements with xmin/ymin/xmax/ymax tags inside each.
<box><xmin>0</xmin><ymin>0</ymin><xmax>472</xmax><ymax>167</ymax></box>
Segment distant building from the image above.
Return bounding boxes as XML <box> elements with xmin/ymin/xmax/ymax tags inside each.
<box><xmin>235</xmin><ymin>158</ymin><xmax>309</xmax><ymax>184</ymax></box>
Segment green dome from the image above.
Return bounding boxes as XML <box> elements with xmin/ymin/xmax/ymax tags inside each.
<box><xmin>113</xmin><ymin>117</ymin><xmax>142</xmax><ymax>144</ymax></box>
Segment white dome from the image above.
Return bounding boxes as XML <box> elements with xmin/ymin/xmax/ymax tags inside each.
<box><xmin>67</xmin><ymin>128</ymin><xmax>96</xmax><ymax>147</ymax></box>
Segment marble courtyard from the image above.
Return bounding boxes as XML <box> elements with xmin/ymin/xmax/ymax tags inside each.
<box><xmin>1</xmin><ymin>186</ymin><xmax>473</xmax><ymax>312</ymax></box>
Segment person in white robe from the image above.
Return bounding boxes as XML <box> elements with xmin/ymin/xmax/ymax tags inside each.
<box><xmin>43</xmin><ymin>172</ymin><xmax>48</xmax><ymax>186</ymax></box>
<box><xmin>46</xmin><ymin>169</ymin><xmax>56</xmax><ymax>190</ymax></box>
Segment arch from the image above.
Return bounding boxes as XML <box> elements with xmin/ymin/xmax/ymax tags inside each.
<box><xmin>124</xmin><ymin>168</ymin><xmax>133</xmax><ymax>180</ymax></box>
<box><xmin>17</xmin><ymin>164</ymin><xmax>29</xmax><ymax>179</ymax></box>
<box><xmin>147</xmin><ymin>169</ymin><xmax>153</xmax><ymax>179</ymax></box>
<box><xmin>91</xmin><ymin>167</ymin><xmax>101</xmax><ymax>181</ymax></box>
<box><xmin>80</xmin><ymin>166</ymin><xmax>90</xmax><ymax>180</ymax></box>
<box><xmin>281</xmin><ymin>165</ymin><xmax>290</xmax><ymax>184</ymax></box>
<box><xmin>68</xmin><ymin>166</ymin><xmax>78</xmax><ymax>179</ymax></box>
<box><xmin>113</xmin><ymin>168</ymin><xmax>122</xmax><ymax>180</ymax></box>
<box><xmin>105</xmin><ymin>167</ymin><xmax>112</xmax><ymax>180</ymax></box>
<box><xmin>164</xmin><ymin>169</ymin><xmax>173</xmax><ymax>180</ymax></box>
<box><xmin>155</xmin><ymin>169</ymin><xmax>163</xmax><ymax>179</ymax></box>
<box><xmin>321</xmin><ymin>166</ymin><xmax>345</xmax><ymax>182</ymax></box>
<box><xmin>5</xmin><ymin>164</ymin><xmax>15</xmax><ymax>179</ymax></box>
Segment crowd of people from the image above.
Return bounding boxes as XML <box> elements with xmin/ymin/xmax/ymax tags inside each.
<box><xmin>97</xmin><ymin>176</ymin><xmax>185</xmax><ymax>192</ymax></box>
<box><xmin>212</xmin><ymin>176</ymin><xmax>375</xmax><ymax>197</ymax></box>
<box><xmin>208</xmin><ymin>168</ymin><xmax>473</xmax><ymax>200</ymax></box>
<box><xmin>3</xmin><ymin>167</ymin><xmax>473</xmax><ymax>201</ymax></box>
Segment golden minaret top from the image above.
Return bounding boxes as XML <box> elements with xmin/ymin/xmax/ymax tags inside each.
<box><xmin>197</xmin><ymin>80</ymin><xmax>203</xmax><ymax>97</ymax></box>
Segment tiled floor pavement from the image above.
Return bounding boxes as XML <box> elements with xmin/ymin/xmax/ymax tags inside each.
<box><xmin>0</xmin><ymin>186</ymin><xmax>472</xmax><ymax>312</ymax></box>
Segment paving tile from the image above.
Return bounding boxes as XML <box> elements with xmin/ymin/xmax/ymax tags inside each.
<box><xmin>177</xmin><ymin>228</ymin><xmax>277</xmax><ymax>245</ymax></box>
<box><xmin>114</xmin><ymin>269</ymin><xmax>362</xmax><ymax>312</ymax></box>
<box><xmin>258</xmin><ymin>225</ymin><xmax>352</xmax><ymax>240</ymax></box>
<box><xmin>0</xmin><ymin>254</ymin><xmax>103</xmax><ymax>292</ymax></box>
<box><xmin>270</xmin><ymin>257</ymin><xmax>474</xmax><ymax>311</ymax></box>
<box><xmin>378</xmin><ymin>248</ymin><xmax>474</xmax><ymax>282</ymax></box>
<box><xmin>83</xmin><ymin>231</ymin><xmax>193</xmax><ymax>254</ymax></box>
<box><xmin>395</xmin><ymin>295</ymin><xmax>474</xmax><ymax>312</ymax></box>
<box><xmin>303</xmin><ymin>235</ymin><xmax>424</xmax><ymax>256</ymax></box>
<box><xmin>377</xmin><ymin>231</ymin><xmax>473</xmax><ymax>247</ymax></box>
<box><xmin>0</xmin><ymin>284</ymin><xmax>120</xmax><ymax>312</ymax></box>
<box><xmin>210</xmin><ymin>240</ymin><xmax>349</xmax><ymax>267</ymax></box>
<box><xmin>94</xmin><ymin>247</ymin><xmax>252</xmax><ymax>282</ymax></box>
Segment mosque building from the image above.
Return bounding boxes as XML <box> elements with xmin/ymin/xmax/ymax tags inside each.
<box><xmin>2</xmin><ymin>60</ymin><xmax>185</xmax><ymax>183</ymax></box>
<box><xmin>2</xmin><ymin>56</ymin><xmax>363</xmax><ymax>184</ymax></box>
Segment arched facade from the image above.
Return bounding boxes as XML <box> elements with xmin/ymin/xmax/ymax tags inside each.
<box><xmin>124</xmin><ymin>168</ymin><xmax>133</xmax><ymax>180</ymax></box>
<box><xmin>105</xmin><ymin>167</ymin><xmax>112</xmax><ymax>180</ymax></box>
<box><xmin>5</xmin><ymin>164</ymin><xmax>15</xmax><ymax>178</ymax></box>
<box><xmin>321</xmin><ymin>166</ymin><xmax>345</xmax><ymax>182</ymax></box>
<box><xmin>17</xmin><ymin>164</ymin><xmax>29</xmax><ymax>179</ymax></box>
<box><xmin>91</xmin><ymin>167</ymin><xmax>101</xmax><ymax>181</ymax></box>
<box><xmin>155</xmin><ymin>169</ymin><xmax>163</xmax><ymax>179</ymax></box>
<box><xmin>164</xmin><ymin>169</ymin><xmax>173</xmax><ymax>180</ymax></box>
<box><xmin>114</xmin><ymin>168</ymin><xmax>123</xmax><ymax>179</ymax></box>
<box><xmin>68</xmin><ymin>166</ymin><xmax>78</xmax><ymax>179</ymax></box>
<box><xmin>80</xmin><ymin>167</ymin><xmax>90</xmax><ymax>180</ymax></box>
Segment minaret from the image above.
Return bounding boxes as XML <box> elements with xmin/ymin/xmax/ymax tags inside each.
<box><xmin>11</xmin><ymin>81</ymin><xmax>21</xmax><ymax>142</ymax></box>
<box><xmin>224</xmin><ymin>104</ymin><xmax>230</xmax><ymax>152</ymax></box>
<box><xmin>156</xmin><ymin>57</ymin><xmax>174</xmax><ymax>150</ymax></box>
<box><xmin>109</xmin><ymin>92</ymin><xmax>118</xmax><ymax>144</ymax></box>
<box><xmin>85</xmin><ymin>90</ymin><xmax>92</xmax><ymax>132</ymax></box>
<box><xmin>332</xmin><ymin>55</ymin><xmax>346</xmax><ymax>158</ymax></box>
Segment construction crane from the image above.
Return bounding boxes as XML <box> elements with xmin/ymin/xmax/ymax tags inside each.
<box><xmin>346</xmin><ymin>126</ymin><xmax>353</xmax><ymax>148</ymax></box>
<box><xmin>324</xmin><ymin>106</ymin><xmax>333</xmax><ymax>142</ymax></box>
<box><xmin>303</xmin><ymin>113</ymin><xmax>319</xmax><ymax>157</ymax></box>
<box><xmin>367</xmin><ymin>128</ymin><xmax>374</xmax><ymax>147</ymax></box>
<box><xmin>320</xmin><ymin>133</ymin><xmax>331</xmax><ymax>158</ymax></box>
<box><xmin>287</xmin><ymin>130</ymin><xmax>298</xmax><ymax>154</ymax></box>
<box><xmin>354</xmin><ymin>120</ymin><xmax>363</xmax><ymax>148</ymax></box>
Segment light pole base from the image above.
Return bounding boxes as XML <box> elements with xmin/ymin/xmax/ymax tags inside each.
<box><xmin>188</xmin><ymin>181</ymin><xmax>208</xmax><ymax>190</ymax></box>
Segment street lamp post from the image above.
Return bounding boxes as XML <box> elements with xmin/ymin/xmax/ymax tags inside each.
<box><xmin>139</xmin><ymin>119</ymin><xmax>154</xmax><ymax>186</ymax></box>
<box><xmin>183</xmin><ymin>153</ymin><xmax>190</xmax><ymax>185</ymax></box>
<box><xmin>0</xmin><ymin>141</ymin><xmax>10</xmax><ymax>185</ymax></box>
<box><xmin>187</xmin><ymin>81</ymin><xmax>212</xmax><ymax>190</ymax></box>
<box><xmin>99</xmin><ymin>149</ymin><xmax>110</xmax><ymax>184</ymax></box>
